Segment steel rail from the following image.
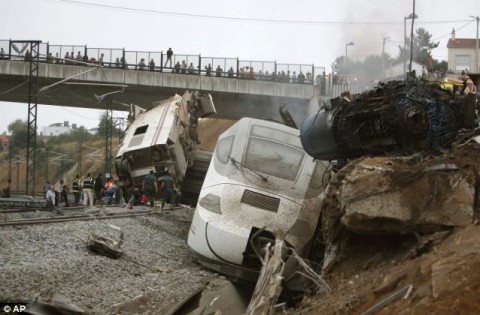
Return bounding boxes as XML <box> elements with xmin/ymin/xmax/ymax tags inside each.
<box><xmin>0</xmin><ymin>210</ymin><xmax>156</xmax><ymax>226</ymax></box>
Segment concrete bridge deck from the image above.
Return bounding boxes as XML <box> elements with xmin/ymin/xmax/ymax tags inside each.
<box><xmin>0</xmin><ymin>60</ymin><xmax>317</xmax><ymax>125</ymax></box>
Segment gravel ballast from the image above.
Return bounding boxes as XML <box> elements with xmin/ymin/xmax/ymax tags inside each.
<box><xmin>0</xmin><ymin>207</ymin><xmax>219</xmax><ymax>314</ymax></box>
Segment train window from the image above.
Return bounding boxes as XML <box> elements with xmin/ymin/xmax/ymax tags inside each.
<box><xmin>134</xmin><ymin>125</ymin><xmax>148</xmax><ymax>136</ymax></box>
<box><xmin>250</xmin><ymin>125</ymin><xmax>301</xmax><ymax>149</ymax></box>
<box><xmin>215</xmin><ymin>135</ymin><xmax>235</xmax><ymax>164</ymax></box>
<box><xmin>244</xmin><ymin>138</ymin><xmax>304</xmax><ymax>181</ymax></box>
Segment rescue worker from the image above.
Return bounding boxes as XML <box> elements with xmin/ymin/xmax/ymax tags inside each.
<box><xmin>60</xmin><ymin>179</ymin><xmax>69</xmax><ymax>207</ymax></box>
<box><xmin>71</xmin><ymin>174</ymin><xmax>81</xmax><ymax>205</ymax></box>
<box><xmin>94</xmin><ymin>173</ymin><xmax>106</xmax><ymax>205</ymax></box>
<box><xmin>159</xmin><ymin>169</ymin><xmax>178</xmax><ymax>209</ymax></box>
<box><xmin>142</xmin><ymin>170</ymin><xmax>158</xmax><ymax>207</ymax></box>
<box><xmin>82</xmin><ymin>173</ymin><xmax>94</xmax><ymax>206</ymax></box>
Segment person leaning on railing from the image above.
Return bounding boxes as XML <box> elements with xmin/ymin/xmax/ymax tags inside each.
<box><xmin>215</xmin><ymin>65</ymin><xmax>223</xmax><ymax>77</ymax></box>
<box><xmin>188</xmin><ymin>62</ymin><xmax>195</xmax><ymax>74</ymax></box>
<box><xmin>138</xmin><ymin>58</ymin><xmax>147</xmax><ymax>70</ymax></box>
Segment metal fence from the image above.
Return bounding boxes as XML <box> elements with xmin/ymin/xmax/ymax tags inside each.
<box><xmin>0</xmin><ymin>39</ymin><xmax>333</xmax><ymax>90</ymax></box>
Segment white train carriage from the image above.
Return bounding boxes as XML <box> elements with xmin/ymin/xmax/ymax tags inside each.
<box><xmin>187</xmin><ymin>117</ymin><xmax>327</xmax><ymax>282</ymax></box>
<box><xmin>115</xmin><ymin>91</ymin><xmax>215</xmax><ymax>199</ymax></box>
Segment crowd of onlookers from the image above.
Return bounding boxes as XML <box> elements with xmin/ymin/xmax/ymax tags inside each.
<box><xmin>1</xmin><ymin>45</ymin><xmax>321</xmax><ymax>85</ymax></box>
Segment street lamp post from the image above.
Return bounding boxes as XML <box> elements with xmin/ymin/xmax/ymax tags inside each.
<box><xmin>470</xmin><ymin>15</ymin><xmax>479</xmax><ymax>72</ymax></box>
<box><xmin>345</xmin><ymin>42</ymin><xmax>354</xmax><ymax>71</ymax></box>
<box><xmin>404</xmin><ymin>13</ymin><xmax>418</xmax><ymax>78</ymax></box>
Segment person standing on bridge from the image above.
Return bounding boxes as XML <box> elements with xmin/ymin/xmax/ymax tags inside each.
<box><xmin>138</xmin><ymin>58</ymin><xmax>147</xmax><ymax>70</ymax></box>
<box><xmin>149</xmin><ymin>58</ymin><xmax>155</xmax><ymax>71</ymax></box>
<box><xmin>165</xmin><ymin>48</ymin><xmax>173</xmax><ymax>67</ymax></box>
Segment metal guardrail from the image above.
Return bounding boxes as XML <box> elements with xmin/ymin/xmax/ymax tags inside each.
<box><xmin>0</xmin><ymin>39</ymin><xmax>326</xmax><ymax>87</ymax></box>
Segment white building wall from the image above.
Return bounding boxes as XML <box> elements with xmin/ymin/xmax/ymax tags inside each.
<box><xmin>448</xmin><ymin>47</ymin><xmax>478</xmax><ymax>72</ymax></box>
<box><xmin>42</xmin><ymin>126</ymin><xmax>71</xmax><ymax>136</ymax></box>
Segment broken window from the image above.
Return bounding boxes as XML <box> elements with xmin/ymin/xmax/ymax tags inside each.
<box><xmin>133</xmin><ymin>125</ymin><xmax>148</xmax><ymax>135</ymax></box>
<box><xmin>244</xmin><ymin>137</ymin><xmax>304</xmax><ymax>181</ymax></box>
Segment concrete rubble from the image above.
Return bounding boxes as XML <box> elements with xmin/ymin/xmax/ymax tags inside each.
<box><xmin>318</xmin><ymin>133</ymin><xmax>479</xmax><ymax>273</ymax></box>
<box><xmin>339</xmin><ymin>156</ymin><xmax>474</xmax><ymax>234</ymax></box>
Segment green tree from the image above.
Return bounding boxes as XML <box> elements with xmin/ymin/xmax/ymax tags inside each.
<box><xmin>7</xmin><ymin>119</ymin><xmax>28</xmax><ymax>150</ymax></box>
<box><xmin>96</xmin><ymin>112</ymin><xmax>121</xmax><ymax>138</ymax></box>
<box><xmin>397</xmin><ymin>27</ymin><xmax>439</xmax><ymax>69</ymax></box>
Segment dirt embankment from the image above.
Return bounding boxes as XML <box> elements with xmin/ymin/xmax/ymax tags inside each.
<box><xmin>299</xmin><ymin>224</ymin><xmax>480</xmax><ymax>314</ymax></box>
<box><xmin>298</xmin><ymin>138</ymin><xmax>480</xmax><ymax>314</ymax></box>
<box><xmin>196</xmin><ymin>118</ymin><xmax>236</xmax><ymax>152</ymax></box>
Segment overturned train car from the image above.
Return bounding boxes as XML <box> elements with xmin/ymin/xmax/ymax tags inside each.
<box><xmin>188</xmin><ymin>118</ymin><xmax>329</xmax><ymax>283</ymax></box>
<box><xmin>115</xmin><ymin>91</ymin><xmax>216</xmax><ymax>202</ymax></box>
<box><xmin>301</xmin><ymin>79</ymin><xmax>477</xmax><ymax>160</ymax></box>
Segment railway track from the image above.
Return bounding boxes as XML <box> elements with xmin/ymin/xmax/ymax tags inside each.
<box><xmin>0</xmin><ymin>208</ymin><xmax>158</xmax><ymax>226</ymax></box>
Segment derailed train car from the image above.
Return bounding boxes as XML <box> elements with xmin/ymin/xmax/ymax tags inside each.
<box><xmin>300</xmin><ymin>79</ymin><xmax>477</xmax><ymax>160</ymax></box>
<box><xmin>115</xmin><ymin>91</ymin><xmax>215</xmax><ymax>201</ymax></box>
<box><xmin>187</xmin><ymin>117</ymin><xmax>329</xmax><ymax>285</ymax></box>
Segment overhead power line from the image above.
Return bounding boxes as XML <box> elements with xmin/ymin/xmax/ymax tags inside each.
<box><xmin>432</xmin><ymin>20</ymin><xmax>475</xmax><ymax>41</ymax></box>
<box><xmin>0</xmin><ymin>80</ymin><xmax>29</xmax><ymax>96</ymax></box>
<box><xmin>49</xmin><ymin>0</ymin><xmax>472</xmax><ymax>26</ymax></box>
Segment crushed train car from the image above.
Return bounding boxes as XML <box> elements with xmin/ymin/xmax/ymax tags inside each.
<box><xmin>300</xmin><ymin>78</ymin><xmax>479</xmax><ymax>274</ymax></box>
<box><xmin>188</xmin><ymin>117</ymin><xmax>329</xmax><ymax>288</ymax></box>
<box><xmin>300</xmin><ymin>79</ymin><xmax>477</xmax><ymax>160</ymax></box>
<box><xmin>115</xmin><ymin>91</ymin><xmax>216</xmax><ymax>203</ymax></box>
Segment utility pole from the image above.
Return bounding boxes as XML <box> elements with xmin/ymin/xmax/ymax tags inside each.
<box><xmin>382</xmin><ymin>37</ymin><xmax>390</xmax><ymax>78</ymax></box>
<box><xmin>404</xmin><ymin>13</ymin><xmax>418</xmax><ymax>79</ymax></box>
<box><xmin>78</xmin><ymin>139</ymin><xmax>83</xmax><ymax>176</ymax></box>
<box><xmin>60</xmin><ymin>154</ymin><xmax>65</xmax><ymax>181</ymax></box>
<box><xmin>471</xmin><ymin>15</ymin><xmax>480</xmax><ymax>72</ymax></box>
<box><xmin>105</xmin><ymin>97</ymin><xmax>113</xmax><ymax>178</ymax></box>
<box><xmin>345</xmin><ymin>42</ymin><xmax>354</xmax><ymax>71</ymax></box>
<box><xmin>16</xmin><ymin>157</ymin><xmax>20</xmax><ymax>191</ymax></box>
<box><xmin>44</xmin><ymin>148</ymin><xmax>49</xmax><ymax>183</ymax></box>
<box><xmin>8</xmin><ymin>150</ymin><xmax>12</xmax><ymax>189</ymax></box>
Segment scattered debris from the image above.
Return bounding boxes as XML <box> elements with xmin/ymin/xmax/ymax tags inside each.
<box><xmin>86</xmin><ymin>224</ymin><xmax>124</xmax><ymax>258</ymax></box>
<box><xmin>167</xmin><ymin>279</ymin><xmax>249</xmax><ymax>315</ymax></box>
<box><xmin>362</xmin><ymin>284</ymin><xmax>413</xmax><ymax>315</ymax></box>
<box><xmin>28</xmin><ymin>292</ymin><xmax>85</xmax><ymax>315</ymax></box>
<box><xmin>246</xmin><ymin>238</ymin><xmax>285</xmax><ymax>315</ymax></box>
<box><xmin>111</xmin><ymin>293</ymin><xmax>151</xmax><ymax>314</ymax></box>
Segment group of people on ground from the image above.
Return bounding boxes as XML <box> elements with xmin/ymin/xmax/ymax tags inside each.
<box><xmin>126</xmin><ymin>169</ymin><xmax>180</xmax><ymax>210</ymax></box>
<box><xmin>43</xmin><ymin>173</ymin><xmax>119</xmax><ymax>209</ymax></box>
<box><xmin>42</xmin><ymin>168</ymin><xmax>180</xmax><ymax>210</ymax></box>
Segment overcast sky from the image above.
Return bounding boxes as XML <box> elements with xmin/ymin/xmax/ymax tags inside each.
<box><xmin>0</xmin><ymin>0</ymin><xmax>478</xmax><ymax>134</ymax></box>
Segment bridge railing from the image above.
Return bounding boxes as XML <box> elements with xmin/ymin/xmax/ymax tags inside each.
<box><xmin>0</xmin><ymin>39</ymin><xmax>329</xmax><ymax>92</ymax></box>
<box><xmin>200</xmin><ymin>56</ymin><xmax>237</xmax><ymax>77</ymax></box>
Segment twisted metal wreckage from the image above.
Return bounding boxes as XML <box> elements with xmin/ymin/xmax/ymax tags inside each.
<box><xmin>300</xmin><ymin>77</ymin><xmax>479</xmax><ymax>274</ymax></box>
